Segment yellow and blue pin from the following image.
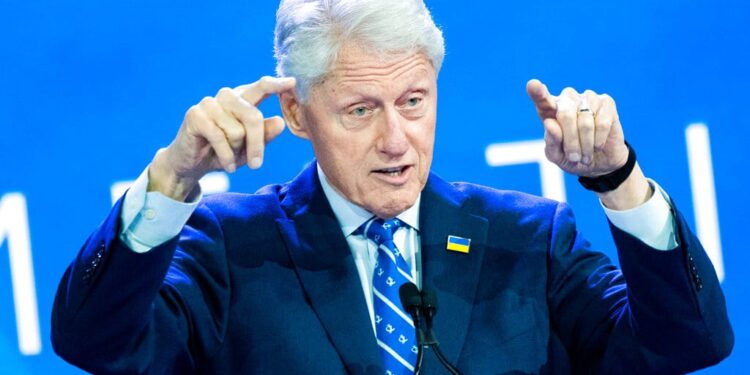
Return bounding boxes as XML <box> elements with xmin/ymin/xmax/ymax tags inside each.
<box><xmin>446</xmin><ymin>235</ymin><xmax>471</xmax><ymax>253</ymax></box>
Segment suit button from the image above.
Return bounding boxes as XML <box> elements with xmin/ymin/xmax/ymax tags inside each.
<box><xmin>691</xmin><ymin>273</ymin><xmax>703</xmax><ymax>290</ymax></box>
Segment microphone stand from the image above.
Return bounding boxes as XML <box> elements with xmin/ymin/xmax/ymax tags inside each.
<box><xmin>414</xmin><ymin>326</ymin><xmax>425</xmax><ymax>375</ymax></box>
<box><xmin>421</xmin><ymin>288</ymin><xmax>463</xmax><ymax>375</ymax></box>
<box><xmin>399</xmin><ymin>284</ymin><xmax>426</xmax><ymax>374</ymax></box>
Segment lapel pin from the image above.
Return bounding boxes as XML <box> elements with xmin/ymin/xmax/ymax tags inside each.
<box><xmin>446</xmin><ymin>235</ymin><xmax>471</xmax><ymax>254</ymax></box>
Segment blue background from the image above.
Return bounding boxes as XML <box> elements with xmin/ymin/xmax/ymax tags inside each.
<box><xmin>1</xmin><ymin>1</ymin><xmax>747</xmax><ymax>373</ymax></box>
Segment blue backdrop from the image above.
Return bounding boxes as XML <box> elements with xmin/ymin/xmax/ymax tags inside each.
<box><xmin>1</xmin><ymin>1</ymin><xmax>747</xmax><ymax>373</ymax></box>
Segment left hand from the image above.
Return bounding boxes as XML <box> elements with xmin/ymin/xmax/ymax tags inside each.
<box><xmin>526</xmin><ymin>79</ymin><xmax>629</xmax><ymax>177</ymax></box>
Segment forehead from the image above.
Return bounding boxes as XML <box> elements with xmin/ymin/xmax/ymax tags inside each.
<box><xmin>321</xmin><ymin>44</ymin><xmax>436</xmax><ymax>95</ymax></box>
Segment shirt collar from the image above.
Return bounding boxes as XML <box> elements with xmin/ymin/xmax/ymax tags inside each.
<box><xmin>317</xmin><ymin>164</ymin><xmax>421</xmax><ymax>236</ymax></box>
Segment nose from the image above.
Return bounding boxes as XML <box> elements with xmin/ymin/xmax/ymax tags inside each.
<box><xmin>377</xmin><ymin>107</ymin><xmax>409</xmax><ymax>158</ymax></box>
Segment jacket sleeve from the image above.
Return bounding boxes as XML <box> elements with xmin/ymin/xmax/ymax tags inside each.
<box><xmin>546</xmin><ymin>200</ymin><xmax>733</xmax><ymax>374</ymax></box>
<box><xmin>51</xmin><ymin>197</ymin><xmax>230</xmax><ymax>374</ymax></box>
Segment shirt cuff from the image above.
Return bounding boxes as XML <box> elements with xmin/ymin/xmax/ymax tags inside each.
<box><xmin>119</xmin><ymin>166</ymin><xmax>201</xmax><ymax>253</ymax></box>
<box><xmin>601</xmin><ymin>179</ymin><xmax>678</xmax><ymax>251</ymax></box>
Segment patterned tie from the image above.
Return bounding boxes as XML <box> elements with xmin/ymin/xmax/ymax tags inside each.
<box><xmin>357</xmin><ymin>218</ymin><xmax>418</xmax><ymax>375</ymax></box>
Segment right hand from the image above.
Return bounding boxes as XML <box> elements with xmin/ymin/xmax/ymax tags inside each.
<box><xmin>148</xmin><ymin>76</ymin><xmax>296</xmax><ymax>201</ymax></box>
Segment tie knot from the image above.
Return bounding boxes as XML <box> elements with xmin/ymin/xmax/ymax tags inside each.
<box><xmin>358</xmin><ymin>218</ymin><xmax>405</xmax><ymax>246</ymax></box>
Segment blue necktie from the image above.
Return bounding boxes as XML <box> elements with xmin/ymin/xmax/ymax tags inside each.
<box><xmin>357</xmin><ymin>218</ymin><xmax>417</xmax><ymax>375</ymax></box>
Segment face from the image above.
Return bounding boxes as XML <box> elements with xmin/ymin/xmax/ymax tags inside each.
<box><xmin>284</xmin><ymin>45</ymin><xmax>438</xmax><ymax>218</ymax></box>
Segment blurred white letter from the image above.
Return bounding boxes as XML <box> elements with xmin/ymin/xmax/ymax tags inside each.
<box><xmin>0</xmin><ymin>193</ymin><xmax>41</xmax><ymax>355</ymax></box>
<box><xmin>686</xmin><ymin>123</ymin><xmax>724</xmax><ymax>281</ymax></box>
<box><xmin>485</xmin><ymin>139</ymin><xmax>567</xmax><ymax>202</ymax></box>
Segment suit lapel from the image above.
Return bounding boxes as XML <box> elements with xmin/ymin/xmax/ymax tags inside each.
<box><xmin>419</xmin><ymin>174</ymin><xmax>489</xmax><ymax>367</ymax></box>
<box><xmin>276</xmin><ymin>163</ymin><xmax>382</xmax><ymax>374</ymax></box>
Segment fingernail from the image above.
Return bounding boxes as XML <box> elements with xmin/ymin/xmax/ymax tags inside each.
<box><xmin>227</xmin><ymin>163</ymin><xmax>237</xmax><ymax>172</ymax></box>
<box><xmin>581</xmin><ymin>156</ymin><xmax>591</xmax><ymax>165</ymax></box>
<box><xmin>568</xmin><ymin>153</ymin><xmax>581</xmax><ymax>162</ymax></box>
<box><xmin>250</xmin><ymin>157</ymin><xmax>262</xmax><ymax>169</ymax></box>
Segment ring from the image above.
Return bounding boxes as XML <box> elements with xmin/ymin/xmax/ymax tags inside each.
<box><xmin>578</xmin><ymin>95</ymin><xmax>592</xmax><ymax>114</ymax></box>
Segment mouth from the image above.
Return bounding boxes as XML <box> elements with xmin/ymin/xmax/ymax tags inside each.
<box><xmin>373</xmin><ymin>165</ymin><xmax>410</xmax><ymax>176</ymax></box>
<box><xmin>371</xmin><ymin>165</ymin><xmax>413</xmax><ymax>185</ymax></box>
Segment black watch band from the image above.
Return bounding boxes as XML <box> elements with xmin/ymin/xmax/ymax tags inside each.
<box><xmin>578</xmin><ymin>141</ymin><xmax>636</xmax><ymax>193</ymax></box>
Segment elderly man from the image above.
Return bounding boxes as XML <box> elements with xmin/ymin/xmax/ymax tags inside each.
<box><xmin>52</xmin><ymin>0</ymin><xmax>732</xmax><ymax>374</ymax></box>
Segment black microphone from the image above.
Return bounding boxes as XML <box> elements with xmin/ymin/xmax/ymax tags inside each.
<box><xmin>420</xmin><ymin>288</ymin><xmax>463</xmax><ymax>375</ymax></box>
<box><xmin>399</xmin><ymin>283</ymin><xmax>425</xmax><ymax>375</ymax></box>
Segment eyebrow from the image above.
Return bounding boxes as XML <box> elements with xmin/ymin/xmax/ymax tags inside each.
<box><xmin>335</xmin><ymin>84</ymin><xmax>431</xmax><ymax>109</ymax></box>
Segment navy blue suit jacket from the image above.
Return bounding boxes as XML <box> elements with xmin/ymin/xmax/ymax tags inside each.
<box><xmin>52</xmin><ymin>163</ymin><xmax>732</xmax><ymax>374</ymax></box>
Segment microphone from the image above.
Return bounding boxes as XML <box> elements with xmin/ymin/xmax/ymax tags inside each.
<box><xmin>420</xmin><ymin>288</ymin><xmax>463</xmax><ymax>375</ymax></box>
<box><xmin>399</xmin><ymin>283</ymin><xmax>425</xmax><ymax>374</ymax></box>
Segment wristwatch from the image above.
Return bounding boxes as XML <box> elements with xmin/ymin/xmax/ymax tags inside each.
<box><xmin>577</xmin><ymin>141</ymin><xmax>636</xmax><ymax>193</ymax></box>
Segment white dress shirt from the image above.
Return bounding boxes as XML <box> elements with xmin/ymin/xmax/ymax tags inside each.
<box><xmin>316</xmin><ymin>166</ymin><xmax>422</xmax><ymax>334</ymax></box>
<box><xmin>119</xmin><ymin>164</ymin><xmax>678</xmax><ymax>332</ymax></box>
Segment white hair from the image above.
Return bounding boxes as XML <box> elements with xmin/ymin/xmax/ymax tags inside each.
<box><xmin>274</xmin><ymin>0</ymin><xmax>445</xmax><ymax>102</ymax></box>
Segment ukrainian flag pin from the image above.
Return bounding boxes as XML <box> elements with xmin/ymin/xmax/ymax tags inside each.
<box><xmin>446</xmin><ymin>235</ymin><xmax>471</xmax><ymax>254</ymax></box>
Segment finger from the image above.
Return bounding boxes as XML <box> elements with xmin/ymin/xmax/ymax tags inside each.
<box><xmin>239</xmin><ymin>105</ymin><xmax>266</xmax><ymax>170</ymax></box>
<box><xmin>215</xmin><ymin>87</ymin><xmax>267</xmax><ymax>169</ymax></box>
<box><xmin>577</xmin><ymin>90</ymin><xmax>597</xmax><ymax>165</ymax></box>
<box><xmin>189</xmin><ymin>105</ymin><xmax>237</xmax><ymax>173</ymax></box>
<box><xmin>556</xmin><ymin>88</ymin><xmax>582</xmax><ymax>163</ymax></box>
<box><xmin>264</xmin><ymin>116</ymin><xmax>286</xmax><ymax>144</ymax></box>
<box><xmin>201</xmin><ymin>94</ymin><xmax>246</xmax><ymax>152</ymax></box>
<box><xmin>594</xmin><ymin>94</ymin><xmax>616</xmax><ymax>150</ymax></box>
<box><xmin>543</xmin><ymin>117</ymin><xmax>563</xmax><ymax>146</ymax></box>
<box><xmin>235</xmin><ymin>76</ymin><xmax>296</xmax><ymax>106</ymax></box>
<box><xmin>241</xmin><ymin>116</ymin><xmax>286</xmax><ymax>170</ymax></box>
<box><xmin>544</xmin><ymin>130</ymin><xmax>565</xmax><ymax>164</ymax></box>
<box><xmin>543</xmin><ymin>117</ymin><xmax>564</xmax><ymax>163</ymax></box>
<box><xmin>526</xmin><ymin>79</ymin><xmax>557</xmax><ymax>119</ymax></box>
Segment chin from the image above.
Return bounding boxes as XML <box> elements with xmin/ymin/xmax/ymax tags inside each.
<box><xmin>368</xmin><ymin>193</ymin><xmax>418</xmax><ymax>219</ymax></box>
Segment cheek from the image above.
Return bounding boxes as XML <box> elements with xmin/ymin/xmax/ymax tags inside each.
<box><xmin>414</xmin><ymin>120</ymin><xmax>436</xmax><ymax>156</ymax></box>
<box><xmin>313</xmin><ymin>130</ymin><xmax>373</xmax><ymax>190</ymax></box>
<box><xmin>414</xmin><ymin>122</ymin><xmax>436</xmax><ymax>180</ymax></box>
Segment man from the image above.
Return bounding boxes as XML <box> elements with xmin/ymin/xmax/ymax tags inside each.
<box><xmin>52</xmin><ymin>0</ymin><xmax>732</xmax><ymax>374</ymax></box>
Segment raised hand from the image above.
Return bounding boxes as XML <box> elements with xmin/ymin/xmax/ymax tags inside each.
<box><xmin>526</xmin><ymin>79</ymin><xmax>652</xmax><ymax>209</ymax></box>
<box><xmin>148</xmin><ymin>76</ymin><xmax>296</xmax><ymax>201</ymax></box>
<box><xmin>526</xmin><ymin>79</ymin><xmax>629</xmax><ymax>178</ymax></box>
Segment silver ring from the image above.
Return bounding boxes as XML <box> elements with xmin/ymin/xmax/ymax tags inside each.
<box><xmin>579</xmin><ymin>108</ymin><xmax>591</xmax><ymax>113</ymax></box>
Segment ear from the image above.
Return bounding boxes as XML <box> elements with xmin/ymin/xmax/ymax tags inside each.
<box><xmin>279</xmin><ymin>90</ymin><xmax>310</xmax><ymax>140</ymax></box>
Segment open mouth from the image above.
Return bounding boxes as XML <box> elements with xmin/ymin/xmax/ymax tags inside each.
<box><xmin>373</xmin><ymin>165</ymin><xmax>411</xmax><ymax>177</ymax></box>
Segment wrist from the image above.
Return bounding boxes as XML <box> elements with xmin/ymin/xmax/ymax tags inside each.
<box><xmin>147</xmin><ymin>149</ymin><xmax>201</xmax><ymax>202</ymax></box>
<box><xmin>596</xmin><ymin>163</ymin><xmax>653</xmax><ymax>210</ymax></box>
<box><xmin>578</xmin><ymin>141</ymin><xmax>635</xmax><ymax>191</ymax></box>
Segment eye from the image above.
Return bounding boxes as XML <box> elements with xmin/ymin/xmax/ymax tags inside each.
<box><xmin>351</xmin><ymin>106</ymin><xmax>370</xmax><ymax>117</ymax></box>
<box><xmin>406</xmin><ymin>97</ymin><xmax>422</xmax><ymax>107</ymax></box>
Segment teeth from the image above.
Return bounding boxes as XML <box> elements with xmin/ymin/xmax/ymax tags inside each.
<box><xmin>376</xmin><ymin>166</ymin><xmax>406</xmax><ymax>177</ymax></box>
